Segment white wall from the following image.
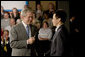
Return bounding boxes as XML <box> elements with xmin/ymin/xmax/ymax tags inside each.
<box><xmin>1</xmin><ymin>1</ymin><xmax>26</xmax><ymax>11</ymax></box>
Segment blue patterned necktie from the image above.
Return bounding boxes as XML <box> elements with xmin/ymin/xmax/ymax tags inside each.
<box><xmin>26</xmin><ymin>25</ymin><xmax>29</xmax><ymax>38</ymax></box>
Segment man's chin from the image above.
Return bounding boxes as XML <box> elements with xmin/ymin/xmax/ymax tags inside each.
<box><xmin>27</xmin><ymin>22</ymin><xmax>32</xmax><ymax>24</ymax></box>
<box><xmin>53</xmin><ymin>24</ymin><xmax>56</xmax><ymax>26</ymax></box>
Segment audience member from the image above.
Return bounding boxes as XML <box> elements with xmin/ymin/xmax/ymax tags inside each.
<box><xmin>45</xmin><ymin>3</ymin><xmax>55</xmax><ymax>18</ymax></box>
<box><xmin>1</xmin><ymin>28</ymin><xmax>3</xmax><ymax>37</ymax></box>
<box><xmin>1</xmin><ymin>12</ymin><xmax>10</xmax><ymax>30</ymax></box>
<box><xmin>5</xmin><ymin>18</ymin><xmax>16</xmax><ymax>38</ymax></box>
<box><xmin>43</xmin><ymin>12</ymin><xmax>53</xmax><ymax>28</ymax></box>
<box><xmin>37</xmin><ymin>21</ymin><xmax>52</xmax><ymax>56</ymax></box>
<box><xmin>36</xmin><ymin>4</ymin><xmax>44</xmax><ymax>24</ymax></box>
<box><xmin>1</xmin><ymin>6</ymin><xmax>5</xmax><ymax>19</ymax></box>
<box><xmin>16</xmin><ymin>19</ymin><xmax>22</xmax><ymax>25</ymax></box>
<box><xmin>32</xmin><ymin>11</ymin><xmax>40</xmax><ymax>25</ymax></box>
<box><xmin>69</xmin><ymin>16</ymin><xmax>80</xmax><ymax>56</ymax></box>
<box><xmin>1</xmin><ymin>30</ymin><xmax>12</xmax><ymax>56</ymax></box>
<box><xmin>10</xmin><ymin>8</ymin><xmax>20</xmax><ymax>22</ymax></box>
<box><xmin>36</xmin><ymin>4</ymin><xmax>43</xmax><ymax>19</ymax></box>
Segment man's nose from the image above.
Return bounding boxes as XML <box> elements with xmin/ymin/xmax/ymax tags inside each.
<box><xmin>29</xmin><ymin>17</ymin><xmax>33</xmax><ymax>20</ymax></box>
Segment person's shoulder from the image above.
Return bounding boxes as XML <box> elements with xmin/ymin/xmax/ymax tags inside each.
<box><xmin>47</xmin><ymin>28</ymin><xmax>51</xmax><ymax>30</ymax></box>
<box><xmin>59</xmin><ymin>25</ymin><xmax>68</xmax><ymax>34</ymax></box>
<box><xmin>5</xmin><ymin>25</ymin><xmax>10</xmax><ymax>29</ymax></box>
<box><xmin>11</xmin><ymin>23</ymin><xmax>23</xmax><ymax>32</ymax></box>
<box><xmin>1</xmin><ymin>19</ymin><xmax>4</xmax><ymax>21</ymax></box>
<box><xmin>7</xmin><ymin>18</ymin><xmax>10</xmax><ymax>20</ymax></box>
<box><xmin>61</xmin><ymin>25</ymin><xmax>67</xmax><ymax>31</ymax></box>
<box><xmin>40</xmin><ymin>28</ymin><xmax>43</xmax><ymax>30</ymax></box>
<box><xmin>39</xmin><ymin>28</ymin><xmax>43</xmax><ymax>31</ymax></box>
<box><xmin>8</xmin><ymin>18</ymin><xmax>10</xmax><ymax>19</ymax></box>
<box><xmin>30</xmin><ymin>24</ymin><xmax>38</xmax><ymax>31</ymax></box>
<box><xmin>12</xmin><ymin>23</ymin><xmax>22</xmax><ymax>29</ymax></box>
<box><xmin>30</xmin><ymin>24</ymin><xmax>36</xmax><ymax>28</ymax></box>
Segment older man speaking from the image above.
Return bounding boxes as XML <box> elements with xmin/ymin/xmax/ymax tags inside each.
<box><xmin>10</xmin><ymin>8</ymin><xmax>37</xmax><ymax>56</ymax></box>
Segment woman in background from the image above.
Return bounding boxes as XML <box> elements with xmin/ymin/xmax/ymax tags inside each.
<box><xmin>36</xmin><ymin>4</ymin><xmax>44</xmax><ymax>24</ymax></box>
<box><xmin>1</xmin><ymin>30</ymin><xmax>12</xmax><ymax>56</ymax></box>
<box><xmin>45</xmin><ymin>3</ymin><xmax>55</xmax><ymax>18</ymax></box>
<box><xmin>1</xmin><ymin>6</ymin><xmax>5</xmax><ymax>19</ymax></box>
<box><xmin>37</xmin><ymin>21</ymin><xmax>52</xmax><ymax>56</ymax></box>
<box><xmin>10</xmin><ymin>8</ymin><xmax>20</xmax><ymax>22</ymax></box>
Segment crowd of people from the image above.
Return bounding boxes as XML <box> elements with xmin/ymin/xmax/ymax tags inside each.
<box><xmin>1</xmin><ymin>2</ymin><xmax>80</xmax><ymax>56</ymax></box>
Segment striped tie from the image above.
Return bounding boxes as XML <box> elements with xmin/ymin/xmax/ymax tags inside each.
<box><xmin>26</xmin><ymin>25</ymin><xmax>29</xmax><ymax>38</ymax></box>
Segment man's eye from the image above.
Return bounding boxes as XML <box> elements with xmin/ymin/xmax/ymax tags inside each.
<box><xmin>30</xmin><ymin>16</ymin><xmax>33</xmax><ymax>18</ymax></box>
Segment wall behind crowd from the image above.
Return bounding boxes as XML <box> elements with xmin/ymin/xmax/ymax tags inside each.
<box><xmin>1</xmin><ymin>1</ymin><xmax>27</xmax><ymax>12</ymax></box>
<box><xmin>1</xmin><ymin>1</ymin><xmax>70</xmax><ymax>32</ymax></box>
<box><xmin>26</xmin><ymin>1</ymin><xmax>70</xmax><ymax>32</ymax></box>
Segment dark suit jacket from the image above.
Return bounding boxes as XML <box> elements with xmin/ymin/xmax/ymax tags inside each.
<box><xmin>50</xmin><ymin>25</ymin><xmax>68</xmax><ymax>56</ymax></box>
<box><xmin>10</xmin><ymin>22</ymin><xmax>37</xmax><ymax>56</ymax></box>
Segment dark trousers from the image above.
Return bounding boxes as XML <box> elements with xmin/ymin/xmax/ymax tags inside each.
<box><xmin>36</xmin><ymin>40</ymin><xmax>51</xmax><ymax>56</ymax></box>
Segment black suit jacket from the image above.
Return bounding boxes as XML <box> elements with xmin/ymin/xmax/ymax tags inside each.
<box><xmin>50</xmin><ymin>25</ymin><xmax>69</xmax><ymax>56</ymax></box>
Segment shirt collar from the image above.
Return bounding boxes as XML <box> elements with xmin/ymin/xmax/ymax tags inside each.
<box><xmin>22</xmin><ymin>21</ymin><xmax>27</xmax><ymax>30</ymax></box>
<box><xmin>55</xmin><ymin>25</ymin><xmax>61</xmax><ymax>32</ymax></box>
<box><xmin>55</xmin><ymin>24</ymin><xmax>63</xmax><ymax>32</ymax></box>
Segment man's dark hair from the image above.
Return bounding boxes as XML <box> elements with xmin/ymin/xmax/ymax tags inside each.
<box><xmin>55</xmin><ymin>10</ymin><xmax>67</xmax><ymax>23</ymax></box>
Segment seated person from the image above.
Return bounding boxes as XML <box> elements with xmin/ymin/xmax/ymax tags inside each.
<box><xmin>10</xmin><ymin>8</ymin><xmax>20</xmax><ymax>22</ymax></box>
<box><xmin>37</xmin><ymin>21</ymin><xmax>52</xmax><ymax>56</ymax></box>
<box><xmin>43</xmin><ymin>12</ymin><xmax>53</xmax><ymax>28</ymax></box>
<box><xmin>5</xmin><ymin>18</ymin><xmax>16</xmax><ymax>38</ymax></box>
<box><xmin>45</xmin><ymin>3</ymin><xmax>55</xmax><ymax>18</ymax></box>
<box><xmin>1</xmin><ymin>30</ymin><xmax>12</xmax><ymax>56</ymax></box>
<box><xmin>1</xmin><ymin>12</ymin><xmax>10</xmax><ymax>30</ymax></box>
<box><xmin>1</xmin><ymin>6</ymin><xmax>5</xmax><ymax>19</ymax></box>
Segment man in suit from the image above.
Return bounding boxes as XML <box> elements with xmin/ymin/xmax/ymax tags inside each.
<box><xmin>50</xmin><ymin>10</ymin><xmax>69</xmax><ymax>56</ymax></box>
<box><xmin>10</xmin><ymin>8</ymin><xmax>37</xmax><ymax>56</ymax></box>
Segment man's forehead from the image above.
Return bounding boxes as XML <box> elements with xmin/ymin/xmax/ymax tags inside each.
<box><xmin>4</xmin><ymin>14</ymin><xmax>8</xmax><ymax>15</ymax></box>
<box><xmin>26</xmin><ymin>12</ymin><xmax>33</xmax><ymax>15</ymax></box>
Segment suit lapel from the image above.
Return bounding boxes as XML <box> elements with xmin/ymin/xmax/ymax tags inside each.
<box><xmin>51</xmin><ymin>31</ymin><xmax>59</xmax><ymax>54</ymax></box>
<box><xmin>53</xmin><ymin>25</ymin><xmax>63</xmax><ymax>40</ymax></box>
<box><xmin>51</xmin><ymin>26</ymin><xmax>62</xmax><ymax>54</ymax></box>
<box><xmin>52</xmin><ymin>30</ymin><xmax>59</xmax><ymax>41</ymax></box>
<box><xmin>20</xmin><ymin>23</ymin><xmax>28</xmax><ymax>39</ymax></box>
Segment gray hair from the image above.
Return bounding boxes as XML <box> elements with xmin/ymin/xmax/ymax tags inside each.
<box><xmin>21</xmin><ymin>8</ymin><xmax>33</xmax><ymax>17</ymax></box>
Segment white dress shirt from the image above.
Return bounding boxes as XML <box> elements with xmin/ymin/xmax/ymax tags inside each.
<box><xmin>22</xmin><ymin>21</ymin><xmax>31</xmax><ymax>38</ymax></box>
<box><xmin>55</xmin><ymin>24</ymin><xmax>63</xmax><ymax>32</ymax></box>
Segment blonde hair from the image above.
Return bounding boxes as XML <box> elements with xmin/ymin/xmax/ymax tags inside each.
<box><xmin>21</xmin><ymin>8</ymin><xmax>33</xmax><ymax>17</ymax></box>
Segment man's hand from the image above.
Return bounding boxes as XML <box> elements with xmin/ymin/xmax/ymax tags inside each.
<box><xmin>27</xmin><ymin>37</ymin><xmax>35</xmax><ymax>44</ymax></box>
<box><xmin>75</xmin><ymin>28</ymin><xmax>79</xmax><ymax>32</ymax></box>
